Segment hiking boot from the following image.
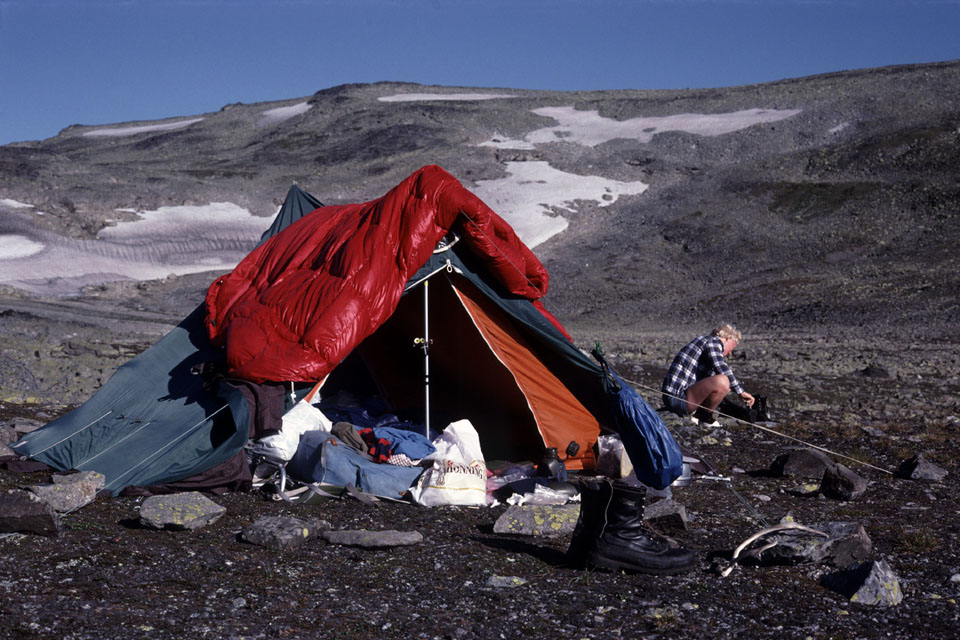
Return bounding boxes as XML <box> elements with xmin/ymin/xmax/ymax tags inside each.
<box><xmin>568</xmin><ymin>479</ymin><xmax>696</xmax><ymax>575</ymax></box>
<box><xmin>565</xmin><ymin>477</ymin><xmax>610</xmax><ymax>569</ymax></box>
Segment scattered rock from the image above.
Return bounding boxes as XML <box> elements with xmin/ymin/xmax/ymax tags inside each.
<box><xmin>896</xmin><ymin>453</ymin><xmax>948</xmax><ymax>481</ymax></box>
<box><xmin>822</xmin><ymin>559</ymin><xmax>903</xmax><ymax>607</ymax></box>
<box><xmin>492</xmin><ymin>504</ymin><xmax>580</xmax><ymax>536</ymax></box>
<box><xmin>821</xmin><ymin>463</ymin><xmax>869</xmax><ymax>501</ymax></box>
<box><xmin>486</xmin><ymin>575</ymin><xmax>527</xmax><ymax>588</ymax></box>
<box><xmin>242</xmin><ymin>516</ymin><xmax>332</xmax><ymax>550</ymax></box>
<box><xmin>859</xmin><ymin>365</ymin><xmax>892</xmax><ymax>378</ymax></box>
<box><xmin>860</xmin><ymin>426</ymin><xmax>888</xmax><ymax>438</ymax></box>
<box><xmin>25</xmin><ymin>471</ymin><xmax>105</xmax><ymax>513</ymax></box>
<box><xmin>771</xmin><ymin>448</ymin><xmax>836</xmax><ymax>480</ymax></box>
<box><xmin>320</xmin><ymin>529</ymin><xmax>423</xmax><ymax>548</ymax></box>
<box><xmin>11</xmin><ymin>418</ymin><xmax>43</xmax><ymax>435</ymax></box>
<box><xmin>742</xmin><ymin>522</ymin><xmax>872</xmax><ymax>567</ymax></box>
<box><xmin>643</xmin><ymin>499</ymin><xmax>688</xmax><ymax>532</ymax></box>
<box><xmin>788</xmin><ymin>482</ymin><xmax>822</xmax><ymax>497</ymax></box>
<box><xmin>138</xmin><ymin>492</ymin><xmax>226</xmax><ymax>531</ymax></box>
<box><xmin>0</xmin><ymin>424</ymin><xmax>15</xmax><ymax>447</ymax></box>
<box><xmin>0</xmin><ymin>489</ymin><xmax>60</xmax><ymax>537</ymax></box>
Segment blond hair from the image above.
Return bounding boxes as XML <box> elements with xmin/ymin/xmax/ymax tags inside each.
<box><xmin>712</xmin><ymin>323</ymin><xmax>742</xmax><ymax>343</ymax></box>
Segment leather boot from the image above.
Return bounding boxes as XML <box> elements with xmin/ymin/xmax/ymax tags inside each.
<box><xmin>565</xmin><ymin>477</ymin><xmax>611</xmax><ymax>569</ymax></box>
<box><xmin>586</xmin><ymin>480</ymin><xmax>696</xmax><ymax>575</ymax></box>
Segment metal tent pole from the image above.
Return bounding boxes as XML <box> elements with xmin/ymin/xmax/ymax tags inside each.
<box><xmin>423</xmin><ymin>279</ymin><xmax>430</xmax><ymax>438</ymax></box>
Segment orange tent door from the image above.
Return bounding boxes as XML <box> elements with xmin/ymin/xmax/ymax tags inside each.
<box><xmin>451</xmin><ymin>281</ymin><xmax>598</xmax><ymax>470</ymax></box>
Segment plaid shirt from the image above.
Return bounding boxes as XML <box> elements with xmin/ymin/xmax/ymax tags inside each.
<box><xmin>661</xmin><ymin>334</ymin><xmax>744</xmax><ymax>402</ymax></box>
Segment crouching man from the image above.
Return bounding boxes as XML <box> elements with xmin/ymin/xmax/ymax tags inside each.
<box><xmin>661</xmin><ymin>323</ymin><xmax>754</xmax><ymax>424</ymax></box>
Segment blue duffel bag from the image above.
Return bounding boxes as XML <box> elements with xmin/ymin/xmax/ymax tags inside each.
<box><xmin>594</xmin><ymin>347</ymin><xmax>684</xmax><ymax>490</ymax></box>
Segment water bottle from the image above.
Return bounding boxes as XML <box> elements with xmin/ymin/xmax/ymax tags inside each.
<box><xmin>536</xmin><ymin>447</ymin><xmax>567</xmax><ymax>482</ymax></box>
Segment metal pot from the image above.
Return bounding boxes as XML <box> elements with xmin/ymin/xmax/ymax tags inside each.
<box><xmin>671</xmin><ymin>461</ymin><xmax>693</xmax><ymax>487</ymax></box>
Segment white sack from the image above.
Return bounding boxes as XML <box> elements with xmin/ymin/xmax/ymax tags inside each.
<box><xmin>410</xmin><ymin>419</ymin><xmax>488</xmax><ymax>507</ymax></box>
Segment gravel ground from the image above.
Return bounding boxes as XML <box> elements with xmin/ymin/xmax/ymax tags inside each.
<box><xmin>2</xmin><ymin>314</ymin><xmax>958</xmax><ymax>640</ymax></box>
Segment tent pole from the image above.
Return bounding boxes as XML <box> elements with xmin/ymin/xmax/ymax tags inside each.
<box><xmin>423</xmin><ymin>279</ymin><xmax>430</xmax><ymax>438</ymax></box>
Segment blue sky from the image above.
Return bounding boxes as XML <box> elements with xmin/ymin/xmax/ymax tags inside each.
<box><xmin>1</xmin><ymin>0</ymin><xmax>958</xmax><ymax>146</ymax></box>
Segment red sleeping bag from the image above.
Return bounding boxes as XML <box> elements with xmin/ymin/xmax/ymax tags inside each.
<box><xmin>205</xmin><ymin>165</ymin><xmax>567</xmax><ymax>383</ymax></box>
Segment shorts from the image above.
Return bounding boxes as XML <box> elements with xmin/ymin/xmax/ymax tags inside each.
<box><xmin>662</xmin><ymin>390</ymin><xmax>689</xmax><ymax>416</ymax></box>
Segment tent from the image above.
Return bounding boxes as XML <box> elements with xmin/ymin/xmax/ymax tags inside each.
<box><xmin>13</xmin><ymin>166</ymin><xmax>681</xmax><ymax>495</ymax></box>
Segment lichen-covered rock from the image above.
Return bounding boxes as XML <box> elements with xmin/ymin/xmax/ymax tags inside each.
<box><xmin>138</xmin><ymin>492</ymin><xmax>226</xmax><ymax>531</ymax></box>
<box><xmin>822</xmin><ymin>559</ymin><xmax>903</xmax><ymax>607</ymax></box>
<box><xmin>242</xmin><ymin>516</ymin><xmax>331</xmax><ymax>550</ymax></box>
<box><xmin>787</xmin><ymin>481</ymin><xmax>822</xmax><ymax>497</ymax></box>
<box><xmin>492</xmin><ymin>504</ymin><xmax>580</xmax><ymax>536</ymax></box>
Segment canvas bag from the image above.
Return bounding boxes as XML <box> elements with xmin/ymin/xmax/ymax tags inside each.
<box><xmin>410</xmin><ymin>419</ymin><xmax>488</xmax><ymax>507</ymax></box>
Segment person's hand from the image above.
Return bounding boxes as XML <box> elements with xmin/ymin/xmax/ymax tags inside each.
<box><xmin>740</xmin><ymin>392</ymin><xmax>755</xmax><ymax>407</ymax></box>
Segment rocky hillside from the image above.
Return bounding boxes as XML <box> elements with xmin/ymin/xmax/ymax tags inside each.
<box><xmin>1</xmin><ymin>61</ymin><xmax>957</xmax><ymax>338</ymax></box>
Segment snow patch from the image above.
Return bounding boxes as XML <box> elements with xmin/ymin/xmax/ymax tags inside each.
<box><xmin>829</xmin><ymin>122</ymin><xmax>849</xmax><ymax>134</ymax></box>
<box><xmin>0</xmin><ymin>235</ymin><xmax>45</xmax><ymax>259</ymax></box>
<box><xmin>257</xmin><ymin>102</ymin><xmax>311</xmax><ymax>127</ymax></box>
<box><xmin>82</xmin><ymin>118</ymin><xmax>204</xmax><ymax>137</ymax></box>
<box><xmin>379</xmin><ymin>93</ymin><xmax>516</xmax><ymax>102</ymax></box>
<box><xmin>99</xmin><ymin>202</ymin><xmax>265</xmax><ymax>242</ymax></box>
<box><xmin>0</xmin><ymin>202</ymin><xmax>267</xmax><ymax>295</ymax></box>
<box><xmin>472</xmin><ymin>161</ymin><xmax>648</xmax><ymax>248</ymax></box>
<box><xmin>479</xmin><ymin>106</ymin><xmax>802</xmax><ymax>148</ymax></box>
<box><xmin>0</xmin><ymin>198</ymin><xmax>34</xmax><ymax>209</ymax></box>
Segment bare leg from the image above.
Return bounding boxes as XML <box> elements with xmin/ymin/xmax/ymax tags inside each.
<box><xmin>685</xmin><ymin>374</ymin><xmax>730</xmax><ymax>419</ymax></box>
